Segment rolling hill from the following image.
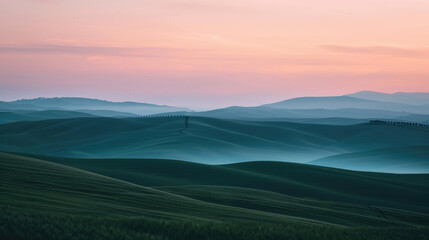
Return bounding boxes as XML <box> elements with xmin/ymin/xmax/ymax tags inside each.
<box><xmin>1</xmin><ymin>117</ymin><xmax>429</xmax><ymax>164</ymax></box>
<box><xmin>347</xmin><ymin>91</ymin><xmax>429</xmax><ymax>105</ymax></box>
<box><xmin>0</xmin><ymin>110</ymin><xmax>97</xmax><ymax>124</ymax></box>
<box><xmin>0</xmin><ymin>152</ymin><xmax>320</xmax><ymax>239</ymax></box>
<box><xmin>189</xmin><ymin>106</ymin><xmax>412</xmax><ymax>120</ymax></box>
<box><xmin>1</xmin><ymin>152</ymin><xmax>429</xmax><ymax>239</ymax></box>
<box><xmin>1</xmin><ymin>97</ymin><xmax>189</xmax><ymax>116</ymax></box>
<box><xmin>22</xmin><ymin>152</ymin><xmax>429</xmax><ymax>214</ymax></box>
<box><xmin>309</xmin><ymin>146</ymin><xmax>429</xmax><ymax>173</ymax></box>
<box><xmin>0</xmin><ymin>152</ymin><xmax>300</xmax><ymax>222</ymax></box>
<box><xmin>261</xmin><ymin>96</ymin><xmax>429</xmax><ymax>114</ymax></box>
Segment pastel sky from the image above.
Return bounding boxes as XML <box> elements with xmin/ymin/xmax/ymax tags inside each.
<box><xmin>1</xmin><ymin>0</ymin><xmax>428</xmax><ymax>109</ymax></box>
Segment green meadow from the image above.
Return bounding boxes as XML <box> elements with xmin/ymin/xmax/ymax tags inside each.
<box><xmin>1</xmin><ymin>152</ymin><xmax>429</xmax><ymax>240</ymax></box>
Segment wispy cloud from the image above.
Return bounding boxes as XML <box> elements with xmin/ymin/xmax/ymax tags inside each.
<box><xmin>322</xmin><ymin>45</ymin><xmax>429</xmax><ymax>59</ymax></box>
<box><xmin>0</xmin><ymin>44</ymin><xmax>216</xmax><ymax>59</ymax></box>
<box><xmin>27</xmin><ymin>0</ymin><xmax>56</xmax><ymax>3</ymax></box>
<box><xmin>0</xmin><ymin>43</ymin><xmax>359</xmax><ymax>66</ymax></box>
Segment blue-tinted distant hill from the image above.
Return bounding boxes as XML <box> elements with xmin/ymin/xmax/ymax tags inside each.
<box><xmin>0</xmin><ymin>97</ymin><xmax>189</xmax><ymax>116</ymax></box>
<box><xmin>0</xmin><ymin>110</ymin><xmax>97</xmax><ymax>124</ymax></box>
<box><xmin>261</xmin><ymin>96</ymin><xmax>429</xmax><ymax>114</ymax></box>
<box><xmin>396</xmin><ymin>114</ymin><xmax>429</xmax><ymax>124</ymax></box>
<box><xmin>309</xmin><ymin>146</ymin><xmax>429</xmax><ymax>173</ymax></box>
<box><xmin>188</xmin><ymin>106</ymin><xmax>412</xmax><ymax>121</ymax></box>
<box><xmin>347</xmin><ymin>91</ymin><xmax>429</xmax><ymax>105</ymax></box>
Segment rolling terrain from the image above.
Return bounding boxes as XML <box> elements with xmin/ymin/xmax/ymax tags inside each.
<box><xmin>1</xmin><ymin>152</ymin><xmax>429</xmax><ymax>239</ymax></box>
<box><xmin>0</xmin><ymin>110</ymin><xmax>97</xmax><ymax>124</ymax></box>
<box><xmin>2</xmin><ymin>92</ymin><xmax>429</xmax><ymax>239</ymax></box>
<box><xmin>187</xmin><ymin>106</ymin><xmax>413</xmax><ymax>120</ymax></box>
<box><xmin>310</xmin><ymin>146</ymin><xmax>429</xmax><ymax>173</ymax></box>
<box><xmin>1</xmin><ymin>117</ymin><xmax>429</xmax><ymax>165</ymax></box>
<box><xmin>261</xmin><ymin>96</ymin><xmax>429</xmax><ymax>114</ymax></box>
<box><xmin>346</xmin><ymin>91</ymin><xmax>429</xmax><ymax>105</ymax></box>
<box><xmin>1</xmin><ymin>97</ymin><xmax>189</xmax><ymax>116</ymax></box>
<box><xmin>23</xmin><ymin>152</ymin><xmax>429</xmax><ymax>213</ymax></box>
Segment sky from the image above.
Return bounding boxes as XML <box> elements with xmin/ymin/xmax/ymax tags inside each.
<box><xmin>0</xmin><ymin>0</ymin><xmax>428</xmax><ymax>109</ymax></box>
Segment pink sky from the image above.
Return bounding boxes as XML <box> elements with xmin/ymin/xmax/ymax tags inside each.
<box><xmin>0</xmin><ymin>0</ymin><xmax>428</xmax><ymax>109</ymax></box>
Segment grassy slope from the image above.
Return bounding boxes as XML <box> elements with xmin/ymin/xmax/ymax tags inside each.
<box><xmin>27</xmin><ymin>153</ymin><xmax>429</xmax><ymax>214</ymax></box>
<box><xmin>158</xmin><ymin>185</ymin><xmax>429</xmax><ymax>227</ymax></box>
<box><xmin>1</xmin><ymin>117</ymin><xmax>429</xmax><ymax>164</ymax></box>
<box><xmin>0</xmin><ymin>152</ymin><xmax>319</xmax><ymax>224</ymax></box>
<box><xmin>0</xmin><ymin>110</ymin><xmax>96</xmax><ymax>124</ymax></box>
<box><xmin>2</xmin><ymin>152</ymin><xmax>429</xmax><ymax>239</ymax></box>
<box><xmin>310</xmin><ymin>146</ymin><xmax>429</xmax><ymax>173</ymax></box>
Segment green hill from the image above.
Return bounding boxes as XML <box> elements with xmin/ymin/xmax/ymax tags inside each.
<box><xmin>309</xmin><ymin>146</ymin><xmax>429</xmax><ymax>173</ymax></box>
<box><xmin>2</xmin><ymin>152</ymin><xmax>429</xmax><ymax>240</ymax></box>
<box><xmin>1</xmin><ymin>117</ymin><xmax>429</xmax><ymax>165</ymax></box>
<box><xmin>0</xmin><ymin>110</ymin><xmax>97</xmax><ymax>124</ymax></box>
<box><xmin>0</xmin><ymin>152</ymin><xmax>305</xmax><ymax>222</ymax></box>
<box><xmin>23</xmin><ymin>153</ymin><xmax>429</xmax><ymax>214</ymax></box>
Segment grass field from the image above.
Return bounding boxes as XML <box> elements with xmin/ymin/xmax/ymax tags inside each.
<box><xmin>1</xmin><ymin>152</ymin><xmax>429</xmax><ymax>239</ymax></box>
<box><xmin>27</xmin><ymin>153</ymin><xmax>429</xmax><ymax>213</ymax></box>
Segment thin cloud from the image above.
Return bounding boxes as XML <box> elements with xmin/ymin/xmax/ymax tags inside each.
<box><xmin>0</xmin><ymin>43</ymin><xmax>370</xmax><ymax>66</ymax></box>
<box><xmin>0</xmin><ymin>44</ymin><xmax>221</xmax><ymax>60</ymax></box>
<box><xmin>0</xmin><ymin>43</ymin><xmax>351</xmax><ymax>65</ymax></box>
<box><xmin>322</xmin><ymin>45</ymin><xmax>429</xmax><ymax>59</ymax></box>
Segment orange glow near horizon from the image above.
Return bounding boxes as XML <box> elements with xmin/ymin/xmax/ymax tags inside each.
<box><xmin>0</xmin><ymin>0</ymin><xmax>428</xmax><ymax>108</ymax></box>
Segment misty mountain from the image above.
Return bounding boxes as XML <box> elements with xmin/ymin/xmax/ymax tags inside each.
<box><xmin>396</xmin><ymin>92</ymin><xmax>429</xmax><ymax>100</ymax></box>
<box><xmin>1</xmin><ymin>97</ymin><xmax>189</xmax><ymax>115</ymax></box>
<box><xmin>261</xmin><ymin>96</ymin><xmax>429</xmax><ymax>114</ymax></box>
<box><xmin>346</xmin><ymin>91</ymin><xmax>429</xmax><ymax>105</ymax></box>
<box><xmin>309</xmin><ymin>146</ymin><xmax>429</xmax><ymax>173</ymax></box>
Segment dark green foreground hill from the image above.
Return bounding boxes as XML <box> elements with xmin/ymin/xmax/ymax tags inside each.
<box><xmin>29</xmin><ymin>153</ymin><xmax>429</xmax><ymax>213</ymax></box>
<box><xmin>1</xmin><ymin>152</ymin><xmax>429</xmax><ymax>240</ymax></box>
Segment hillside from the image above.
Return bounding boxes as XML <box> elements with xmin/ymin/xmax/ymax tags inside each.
<box><xmin>23</xmin><ymin>153</ymin><xmax>429</xmax><ymax>213</ymax></box>
<box><xmin>1</xmin><ymin>117</ymin><xmax>429</xmax><ymax>164</ymax></box>
<box><xmin>190</xmin><ymin>106</ymin><xmax>411</xmax><ymax>120</ymax></box>
<box><xmin>261</xmin><ymin>96</ymin><xmax>429</xmax><ymax>114</ymax></box>
<box><xmin>347</xmin><ymin>91</ymin><xmax>429</xmax><ymax>105</ymax></box>
<box><xmin>309</xmin><ymin>146</ymin><xmax>429</xmax><ymax>173</ymax></box>
<box><xmin>0</xmin><ymin>152</ymin><xmax>321</xmax><ymax>240</ymax></box>
<box><xmin>1</xmin><ymin>97</ymin><xmax>189</xmax><ymax>115</ymax></box>
<box><xmin>0</xmin><ymin>152</ymin><xmax>303</xmax><ymax>222</ymax></box>
<box><xmin>2</xmin><ymin>152</ymin><xmax>429</xmax><ymax>240</ymax></box>
<box><xmin>0</xmin><ymin>110</ymin><xmax>97</xmax><ymax>124</ymax></box>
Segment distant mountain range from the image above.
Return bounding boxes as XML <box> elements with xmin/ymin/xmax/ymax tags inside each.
<box><xmin>2</xmin><ymin>92</ymin><xmax>429</xmax><ymax>124</ymax></box>
<box><xmin>346</xmin><ymin>91</ymin><xmax>429</xmax><ymax>105</ymax></box>
<box><xmin>0</xmin><ymin>97</ymin><xmax>189</xmax><ymax>116</ymax></box>
<box><xmin>261</xmin><ymin>95</ymin><xmax>429</xmax><ymax>113</ymax></box>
